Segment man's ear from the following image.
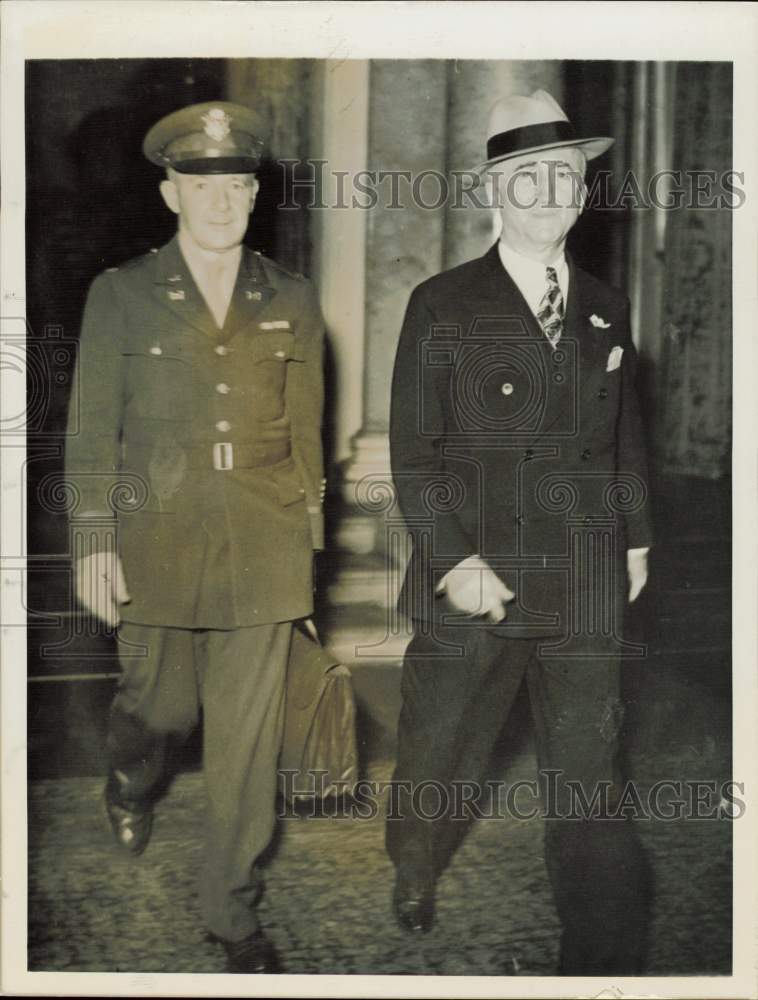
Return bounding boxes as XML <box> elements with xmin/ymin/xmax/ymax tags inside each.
<box><xmin>248</xmin><ymin>176</ymin><xmax>260</xmax><ymax>212</ymax></box>
<box><xmin>159</xmin><ymin>178</ymin><xmax>180</xmax><ymax>215</ymax></box>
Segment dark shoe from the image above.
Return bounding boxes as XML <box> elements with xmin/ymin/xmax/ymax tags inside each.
<box><xmin>392</xmin><ymin>865</ymin><xmax>436</xmax><ymax>933</ymax></box>
<box><xmin>104</xmin><ymin>774</ymin><xmax>153</xmax><ymax>856</ymax></box>
<box><xmin>220</xmin><ymin>930</ymin><xmax>281</xmax><ymax>974</ymax></box>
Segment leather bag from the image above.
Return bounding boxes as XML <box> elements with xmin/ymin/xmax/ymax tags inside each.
<box><xmin>280</xmin><ymin>622</ymin><xmax>358</xmax><ymax>801</ymax></box>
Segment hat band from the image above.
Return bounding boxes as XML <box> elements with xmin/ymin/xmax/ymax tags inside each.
<box><xmin>487</xmin><ymin>120</ymin><xmax>577</xmax><ymax>162</ymax></box>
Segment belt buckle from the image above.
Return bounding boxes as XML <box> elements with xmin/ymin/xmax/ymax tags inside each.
<box><xmin>213</xmin><ymin>442</ymin><xmax>233</xmax><ymax>471</ymax></box>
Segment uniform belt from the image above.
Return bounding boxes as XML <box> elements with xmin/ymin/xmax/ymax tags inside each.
<box><xmin>188</xmin><ymin>440</ymin><xmax>291</xmax><ymax>471</ymax></box>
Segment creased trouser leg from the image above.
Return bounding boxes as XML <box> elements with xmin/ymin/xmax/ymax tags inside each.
<box><xmin>198</xmin><ymin>622</ymin><xmax>292</xmax><ymax>942</ymax></box>
<box><xmin>527</xmin><ymin>650</ymin><xmax>651</xmax><ymax>974</ymax></box>
<box><xmin>109</xmin><ymin>624</ymin><xmax>199</xmax><ymax>802</ymax></box>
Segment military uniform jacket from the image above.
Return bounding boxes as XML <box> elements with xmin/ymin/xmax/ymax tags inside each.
<box><xmin>390</xmin><ymin>242</ymin><xmax>653</xmax><ymax>639</ymax></box>
<box><xmin>66</xmin><ymin>237</ymin><xmax>325</xmax><ymax>629</ymax></box>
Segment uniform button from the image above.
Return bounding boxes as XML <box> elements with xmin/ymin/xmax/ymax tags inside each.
<box><xmin>216</xmin><ymin>420</ymin><xmax>231</xmax><ymax>432</ymax></box>
<box><xmin>216</xmin><ymin>382</ymin><xmax>231</xmax><ymax>395</ymax></box>
<box><xmin>584</xmin><ymin>515</ymin><xmax>592</xmax><ymax>525</ymax></box>
<box><xmin>274</xmin><ymin>350</ymin><xmax>286</xmax><ymax>359</ymax></box>
<box><xmin>149</xmin><ymin>346</ymin><xmax>162</xmax><ymax>355</ymax></box>
<box><xmin>524</xmin><ymin>448</ymin><xmax>534</xmax><ymax>460</ymax></box>
<box><xmin>215</xmin><ymin>345</ymin><xmax>230</xmax><ymax>356</ymax></box>
<box><xmin>501</xmin><ymin>382</ymin><xmax>514</xmax><ymax>396</ymax></box>
<box><xmin>598</xmin><ymin>387</ymin><xmax>608</xmax><ymax>399</ymax></box>
<box><xmin>515</xmin><ymin>514</ymin><xmax>525</xmax><ymax>525</ymax></box>
<box><xmin>553</xmin><ymin>350</ymin><xmax>565</xmax><ymax>364</ymax></box>
<box><xmin>581</xmin><ymin>448</ymin><xmax>591</xmax><ymax>460</ymax></box>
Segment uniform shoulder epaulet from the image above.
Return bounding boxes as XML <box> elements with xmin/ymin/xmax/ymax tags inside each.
<box><xmin>103</xmin><ymin>248</ymin><xmax>159</xmax><ymax>275</ymax></box>
<box><xmin>256</xmin><ymin>251</ymin><xmax>307</xmax><ymax>283</ymax></box>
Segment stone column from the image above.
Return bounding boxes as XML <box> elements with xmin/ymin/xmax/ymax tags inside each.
<box><xmin>342</xmin><ymin>59</ymin><xmax>449</xmax><ymax>501</ymax></box>
<box><xmin>443</xmin><ymin>60</ymin><xmax>564</xmax><ymax>270</ymax></box>
<box><xmin>308</xmin><ymin>60</ymin><xmax>370</xmax><ymax>466</ymax></box>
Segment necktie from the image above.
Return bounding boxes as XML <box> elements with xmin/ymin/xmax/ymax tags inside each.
<box><xmin>536</xmin><ymin>266</ymin><xmax>564</xmax><ymax>349</ymax></box>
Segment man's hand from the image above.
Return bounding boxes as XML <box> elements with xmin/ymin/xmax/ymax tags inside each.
<box><xmin>75</xmin><ymin>550</ymin><xmax>131</xmax><ymax>628</ymax></box>
<box><xmin>439</xmin><ymin>555</ymin><xmax>515</xmax><ymax>623</ymax></box>
<box><xmin>627</xmin><ymin>547</ymin><xmax>649</xmax><ymax>603</ymax></box>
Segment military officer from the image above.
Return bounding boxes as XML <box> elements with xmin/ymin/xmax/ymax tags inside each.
<box><xmin>65</xmin><ymin>101</ymin><xmax>325</xmax><ymax>973</ymax></box>
<box><xmin>386</xmin><ymin>91</ymin><xmax>653</xmax><ymax>974</ymax></box>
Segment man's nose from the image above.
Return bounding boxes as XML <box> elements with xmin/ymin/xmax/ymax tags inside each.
<box><xmin>534</xmin><ymin>166</ymin><xmax>553</xmax><ymax>204</ymax></box>
<box><xmin>212</xmin><ymin>186</ymin><xmax>231</xmax><ymax>211</ymax></box>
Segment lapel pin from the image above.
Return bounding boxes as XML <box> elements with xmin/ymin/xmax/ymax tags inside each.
<box><xmin>168</xmin><ymin>289</ymin><xmax>185</xmax><ymax>301</ymax></box>
<box><xmin>590</xmin><ymin>314</ymin><xmax>611</xmax><ymax>329</ymax></box>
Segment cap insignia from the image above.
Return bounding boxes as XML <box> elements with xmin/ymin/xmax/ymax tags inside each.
<box><xmin>202</xmin><ymin>108</ymin><xmax>232</xmax><ymax>142</ymax></box>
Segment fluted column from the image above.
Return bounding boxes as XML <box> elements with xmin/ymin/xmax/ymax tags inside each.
<box><xmin>342</xmin><ymin>59</ymin><xmax>448</xmax><ymax>498</ymax></box>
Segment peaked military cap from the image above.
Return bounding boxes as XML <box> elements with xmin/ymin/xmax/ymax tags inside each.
<box><xmin>143</xmin><ymin>101</ymin><xmax>264</xmax><ymax>173</ymax></box>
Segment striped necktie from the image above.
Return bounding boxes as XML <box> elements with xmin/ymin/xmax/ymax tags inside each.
<box><xmin>536</xmin><ymin>266</ymin><xmax>564</xmax><ymax>349</ymax></box>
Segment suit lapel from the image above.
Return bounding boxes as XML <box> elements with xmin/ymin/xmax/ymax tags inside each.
<box><xmin>564</xmin><ymin>256</ymin><xmax>607</xmax><ymax>417</ymax></box>
<box><xmin>479</xmin><ymin>243</ymin><xmax>547</xmax><ymax>343</ymax></box>
<box><xmin>220</xmin><ymin>247</ymin><xmax>277</xmax><ymax>342</ymax></box>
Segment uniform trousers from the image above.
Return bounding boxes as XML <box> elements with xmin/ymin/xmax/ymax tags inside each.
<box><xmin>386</xmin><ymin>622</ymin><xmax>651</xmax><ymax>975</ymax></box>
<box><xmin>108</xmin><ymin>620</ymin><xmax>293</xmax><ymax>942</ymax></box>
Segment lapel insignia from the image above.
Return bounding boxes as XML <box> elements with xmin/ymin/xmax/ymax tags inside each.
<box><xmin>246</xmin><ymin>290</ymin><xmax>262</xmax><ymax>301</ymax></box>
<box><xmin>168</xmin><ymin>289</ymin><xmax>185</xmax><ymax>301</ymax></box>
<box><xmin>606</xmin><ymin>345</ymin><xmax>624</xmax><ymax>372</ymax></box>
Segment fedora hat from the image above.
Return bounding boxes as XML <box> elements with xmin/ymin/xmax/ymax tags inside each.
<box><xmin>476</xmin><ymin>89</ymin><xmax>613</xmax><ymax>172</ymax></box>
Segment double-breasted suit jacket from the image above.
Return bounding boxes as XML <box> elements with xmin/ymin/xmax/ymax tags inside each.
<box><xmin>390</xmin><ymin>242</ymin><xmax>653</xmax><ymax>640</ymax></box>
<box><xmin>65</xmin><ymin>236</ymin><xmax>325</xmax><ymax>629</ymax></box>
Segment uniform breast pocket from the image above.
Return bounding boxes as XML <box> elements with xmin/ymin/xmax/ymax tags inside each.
<box><xmin>122</xmin><ymin>349</ymin><xmax>196</xmax><ymax>421</ymax></box>
<box><xmin>242</xmin><ymin>331</ymin><xmax>305</xmax><ymax>420</ymax></box>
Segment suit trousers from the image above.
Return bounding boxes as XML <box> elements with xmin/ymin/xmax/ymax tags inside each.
<box><xmin>386</xmin><ymin>622</ymin><xmax>651</xmax><ymax>975</ymax></box>
<box><xmin>108</xmin><ymin>620</ymin><xmax>293</xmax><ymax>942</ymax></box>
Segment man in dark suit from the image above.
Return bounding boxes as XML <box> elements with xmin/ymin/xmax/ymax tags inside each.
<box><xmin>386</xmin><ymin>91</ymin><xmax>653</xmax><ymax>974</ymax></box>
<box><xmin>65</xmin><ymin>102</ymin><xmax>325</xmax><ymax>973</ymax></box>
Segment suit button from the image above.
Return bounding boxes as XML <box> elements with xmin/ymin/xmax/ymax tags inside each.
<box><xmin>501</xmin><ymin>382</ymin><xmax>514</xmax><ymax>396</ymax></box>
<box><xmin>515</xmin><ymin>515</ymin><xmax>525</xmax><ymax>525</ymax></box>
<box><xmin>216</xmin><ymin>420</ymin><xmax>231</xmax><ymax>432</ymax></box>
<box><xmin>598</xmin><ymin>387</ymin><xmax>608</xmax><ymax>399</ymax></box>
<box><xmin>215</xmin><ymin>345</ymin><xmax>230</xmax><ymax>356</ymax></box>
<box><xmin>524</xmin><ymin>448</ymin><xmax>534</xmax><ymax>460</ymax></box>
<box><xmin>216</xmin><ymin>383</ymin><xmax>231</xmax><ymax>395</ymax></box>
<box><xmin>581</xmin><ymin>448</ymin><xmax>591</xmax><ymax>460</ymax></box>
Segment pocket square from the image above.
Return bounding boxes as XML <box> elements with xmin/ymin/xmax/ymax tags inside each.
<box><xmin>606</xmin><ymin>346</ymin><xmax>623</xmax><ymax>372</ymax></box>
<box><xmin>259</xmin><ymin>320</ymin><xmax>290</xmax><ymax>330</ymax></box>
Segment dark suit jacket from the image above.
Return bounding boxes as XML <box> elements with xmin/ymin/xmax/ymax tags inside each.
<box><xmin>390</xmin><ymin>242</ymin><xmax>653</xmax><ymax>639</ymax></box>
<box><xmin>65</xmin><ymin>237</ymin><xmax>325</xmax><ymax>629</ymax></box>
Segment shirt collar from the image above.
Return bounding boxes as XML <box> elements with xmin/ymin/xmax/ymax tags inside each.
<box><xmin>178</xmin><ymin>231</ymin><xmax>242</xmax><ymax>283</ymax></box>
<box><xmin>497</xmin><ymin>239</ymin><xmax>569</xmax><ymax>317</ymax></box>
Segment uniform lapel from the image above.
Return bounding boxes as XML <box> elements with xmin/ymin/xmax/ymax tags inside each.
<box><xmin>220</xmin><ymin>247</ymin><xmax>277</xmax><ymax>342</ymax></box>
<box><xmin>151</xmin><ymin>236</ymin><xmax>220</xmax><ymax>339</ymax></box>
